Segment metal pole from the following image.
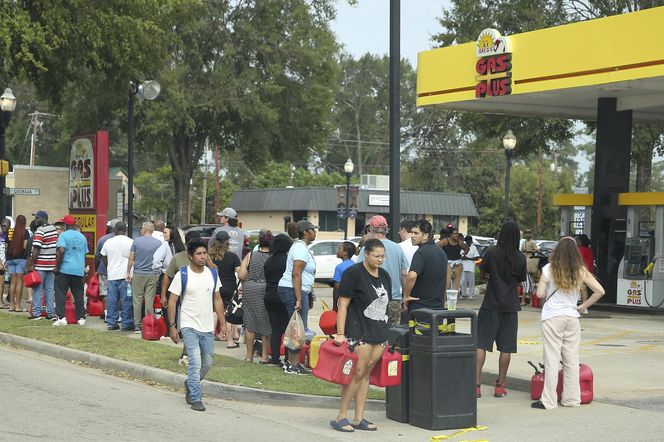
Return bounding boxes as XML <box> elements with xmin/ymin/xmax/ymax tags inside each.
<box><xmin>344</xmin><ymin>173</ymin><xmax>350</xmax><ymax>240</ymax></box>
<box><xmin>388</xmin><ymin>0</ymin><xmax>401</xmax><ymax>242</ymax></box>
<box><xmin>127</xmin><ymin>89</ymin><xmax>135</xmax><ymax>238</ymax></box>
<box><xmin>0</xmin><ymin>115</ymin><xmax>6</xmax><ymax>220</ymax></box>
<box><xmin>503</xmin><ymin>149</ymin><xmax>512</xmax><ymax>224</ymax></box>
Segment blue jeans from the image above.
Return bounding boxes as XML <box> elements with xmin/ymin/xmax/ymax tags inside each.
<box><xmin>277</xmin><ymin>286</ymin><xmax>309</xmax><ymax>329</ymax></box>
<box><xmin>106</xmin><ymin>279</ymin><xmax>134</xmax><ymax>329</ymax></box>
<box><xmin>32</xmin><ymin>270</ymin><xmax>55</xmax><ymax>317</ymax></box>
<box><xmin>181</xmin><ymin>328</ymin><xmax>215</xmax><ymax>402</ymax></box>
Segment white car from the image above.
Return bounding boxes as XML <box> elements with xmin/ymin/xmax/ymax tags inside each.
<box><xmin>308</xmin><ymin>239</ymin><xmax>358</xmax><ymax>280</ymax></box>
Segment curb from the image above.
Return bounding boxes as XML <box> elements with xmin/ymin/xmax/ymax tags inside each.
<box><xmin>0</xmin><ymin>332</ymin><xmax>385</xmax><ymax>411</ymax></box>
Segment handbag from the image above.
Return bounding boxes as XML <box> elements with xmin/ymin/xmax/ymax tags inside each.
<box><xmin>225</xmin><ymin>284</ymin><xmax>244</xmax><ymax>325</ymax></box>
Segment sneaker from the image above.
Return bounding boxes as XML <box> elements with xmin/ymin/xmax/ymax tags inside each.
<box><xmin>120</xmin><ymin>326</ymin><xmax>134</xmax><ymax>332</ymax></box>
<box><xmin>107</xmin><ymin>325</ymin><xmax>120</xmax><ymax>331</ymax></box>
<box><xmin>46</xmin><ymin>315</ymin><xmax>57</xmax><ymax>321</ymax></box>
<box><xmin>190</xmin><ymin>401</ymin><xmax>205</xmax><ymax>412</ymax></box>
<box><xmin>77</xmin><ymin>318</ymin><xmax>86</xmax><ymax>327</ymax></box>
<box><xmin>283</xmin><ymin>363</ymin><xmax>303</xmax><ymax>375</ymax></box>
<box><xmin>531</xmin><ymin>400</ymin><xmax>546</xmax><ymax>409</ymax></box>
<box><xmin>27</xmin><ymin>315</ymin><xmax>42</xmax><ymax>321</ymax></box>
<box><xmin>52</xmin><ymin>317</ymin><xmax>68</xmax><ymax>327</ymax></box>
<box><xmin>296</xmin><ymin>363</ymin><xmax>311</xmax><ymax>374</ymax></box>
<box><xmin>134</xmin><ymin>325</ymin><xmax>142</xmax><ymax>334</ymax></box>
<box><xmin>184</xmin><ymin>380</ymin><xmax>193</xmax><ymax>405</ymax></box>
<box><xmin>266</xmin><ymin>359</ymin><xmax>282</xmax><ymax>367</ymax></box>
<box><xmin>494</xmin><ymin>380</ymin><xmax>507</xmax><ymax>397</ymax></box>
<box><xmin>476</xmin><ymin>384</ymin><xmax>482</xmax><ymax>398</ymax></box>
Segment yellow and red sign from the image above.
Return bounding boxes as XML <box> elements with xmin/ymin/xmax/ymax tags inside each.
<box><xmin>73</xmin><ymin>214</ymin><xmax>97</xmax><ymax>259</ymax></box>
<box><xmin>475</xmin><ymin>28</ymin><xmax>512</xmax><ymax>98</ymax></box>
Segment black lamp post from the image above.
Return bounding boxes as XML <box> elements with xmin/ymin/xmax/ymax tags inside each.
<box><xmin>127</xmin><ymin>80</ymin><xmax>160</xmax><ymax>237</ymax></box>
<box><xmin>343</xmin><ymin>158</ymin><xmax>354</xmax><ymax>240</ymax></box>
<box><xmin>0</xmin><ymin>88</ymin><xmax>17</xmax><ymax>220</ymax></box>
<box><xmin>502</xmin><ymin>130</ymin><xmax>517</xmax><ymax>224</ymax></box>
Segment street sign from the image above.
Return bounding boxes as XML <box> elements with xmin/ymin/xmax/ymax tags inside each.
<box><xmin>4</xmin><ymin>188</ymin><xmax>40</xmax><ymax>196</ymax></box>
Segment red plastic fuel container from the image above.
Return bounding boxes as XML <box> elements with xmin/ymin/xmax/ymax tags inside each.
<box><xmin>23</xmin><ymin>271</ymin><xmax>42</xmax><ymax>289</ymax></box>
<box><xmin>86</xmin><ymin>273</ymin><xmax>100</xmax><ymax>298</ymax></box>
<box><xmin>87</xmin><ymin>298</ymin><xmax>104</xmax><ymax>317</ymax></box>
<box><xmin>530</xmin><ymin>371</ymin><xmax>545</xmax><ymax>400</ymax></box>
<box><xmin>65</xmin><ymin>300</ymin><xmax>76</xmax><ymax>324</ymax></box>
<box><xmin>557</xmin><ymin>363</ymin><xmax>593</xmax><ymax>404</ymax></box>
<box><xmin>530</xmin><ymin>294</ymin><xmax>542</xmax><ymax>308</ymax></box>
<box><xmin>141</xmin><ymin>315</ymin><xmax>162</xmax><ymax>341</ymax></box>
<box><xmin>313</xmin><ymin>340</ymin><xmax>358</xmax><ymax>385</ymax></box>
<box><xmin>369</xmin><ymin>346</ymin><xmax>402</xmax><ymax>387</ymax></box>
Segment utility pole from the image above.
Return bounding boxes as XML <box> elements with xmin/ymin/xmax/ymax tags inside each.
<box><xmin>200</xmin><ymin>140</ymin><xmax>209</xmax><ymax>224</ymax></box>
<box><xmin>27</xmin><ymin>111</ymin><xmax>57</xmax><ymax>166</ymax></box>
<box><xmin>214</xmin><ymin>145</ymin><xmax>220</xmax><ymax>223</ymax></box>
<box><xmin>537</xmin><ymin>147</ymin><xmax>544</xmax><ymax>238</ymax></box>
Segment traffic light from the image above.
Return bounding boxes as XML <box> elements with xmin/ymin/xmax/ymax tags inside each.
<box><xmin>0</xmin><ymin>160</ymin><xmax>8</xmax><ymax>177</ymax></box>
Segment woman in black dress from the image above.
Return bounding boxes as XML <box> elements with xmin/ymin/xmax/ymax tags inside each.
<box><xmin>209</xmin><ymin>231</ymin><xmax>241</xmax><ymax>348</ymax></box>
<box><xmin>263</xmin><ymin>234</ymin><xmax>292</xmax><ymax>366</ymax></box>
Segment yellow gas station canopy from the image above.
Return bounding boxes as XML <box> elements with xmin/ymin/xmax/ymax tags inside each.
<box><xmin>417</xmin><ymin>7</ymin><xmax>664</xmax><ymax>123</ymax></box>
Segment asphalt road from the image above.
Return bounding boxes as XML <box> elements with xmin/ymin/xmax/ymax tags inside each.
<box><xmin>1</xmin><ymin>345</ymin><xmax>661</xmax><ymax>442</ymax></box>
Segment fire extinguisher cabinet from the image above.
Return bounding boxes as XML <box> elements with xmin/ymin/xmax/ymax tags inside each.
<box><xmin>385</xmin><ymin>324</ymin><xmax>410</xmax><ymax>423</ymax></box>
<box><xmin>408</xmin><ymin>308</ymin><xmax>477</xmax><ymax>431</ymax></box>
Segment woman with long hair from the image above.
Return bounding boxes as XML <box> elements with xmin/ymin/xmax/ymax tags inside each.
<box><xmin>532</xmin><ymin>237</ymin><xmax>604</xmax><ymax>410</ymax></box>
<box><xmin>238</xmin><ymin>229</ymin><xmax>273</xmax><ymax>362</ymax></box>
<box><xmin>6</xmin><ymin>215</ymin><xmax>30</xmax><ymax>311</ymax></box>
<box><xmin>263</xmin><ymin>234</ymin><xmax>293</xmax><ymax>366</ymax></box>
<box><xmin>209</xmin><ymin>231</ymin><xmax>241</xmax><ymax>347</ymax></box>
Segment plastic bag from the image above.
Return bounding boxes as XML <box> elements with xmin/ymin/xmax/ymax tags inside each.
<box><xmin>283</xmin><ymin>311</ymin><xmax>305</xmax><ymax>351</ymax></box>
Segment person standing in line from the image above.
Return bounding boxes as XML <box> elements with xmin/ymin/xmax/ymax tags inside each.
<box><xmin>331</xmin><ymin>238</ymin><xmax>391</xmax><ymax>433</ymax></box>
<box><xmin>531</xmin><ymin>237</ymin><xmax>604</xmax><ymax>410</ymax></box>
<box><xmin>208</xmin><ymin>207</ymin><xmax>247</xmax><ymax>261</ymax></box>
<box><xmin>476</xmin><ymin>221</ymin><xmax>526</xmax><ymax>399</ymax></box>
<box><xmin>94</xmin><ymin>220</ymin><xmax>117</xmax><ymax>312</ymax></box>
<box><xmin>437</xmin><ymin>226</ymin><xmax>469</xmax><ymax>291</ymax></box>
<box><xmin>101</xmin><ymin>222</ymin><xmax>135</xmax><ymax>331</ymax></box>
<box><xmin>398</xmin><ymin>220</ymin><xmax>418</xmax><ymax>267</ymax></box>
<box><xmin>263</xmin><ymin>234</ymin><xmax>293</xmax><ymax>366</ymax></box>
<box><xmin>0</xmin><ymin>219</ymin><xmax>9</xmax><ymax>307</ymax></box>
<box><xmin>52</xmin><ymin>215</ymin><xmax>88</xmax><ymax>326</ymax></box>
<box><xmin>357</xmin><ymin>215</ymin><xmax>408</xmax><ymax>327</ymax></box>
<box><xmin>278</xmin><ymin>219</ymin><xmax>317</xmax><ymax>375</ymax></box>
<box><xmin>576</xmin><ymin>234</ymin><xmax>595</xmax><ymax>315</ymax></box>
<box><xmin>152</xmin><ymin>219</ymin><xmax>166</xmax><ymax>243</ymax></box>
<box><xmin>126</xmin><ymin>221</ymin><xmax>162</xmax><ymax>333</ymax></box>
<box><xmin>332</xmin><ymin>242</ymin><xmax>356</xmax><ymax>312</ymax></box>
<box><xmin>167</xmin><ymin>238</ymin><xmax>226</xmax><ymax>412</ymax></box>
<box><xmin>460</xmin><ymin>235</ymin><xmax>480</xmax><ymax>299</ymax></box>
<box><xmin>521</xmin><ymin>229</ymin><xmax>540</xmax><ymax>305</ymax></box>
<box><xmin>208</xmin><ymin>231</ymin><xmax>241</xmax><ymax>347</ymax></box>
<box><xmin>402</xmin><ymin>220</ymin><xmax>447</xmax><ymax>312</ymax></box>
<box><xmin>6</xmin><ymin>215</ymin><xmax>29</xmax><ymax>311</ymax></box>
<box><xmin>25</xmin><ymin>210</ymin><xmax>58</xmax><ymax>320</ymax></box>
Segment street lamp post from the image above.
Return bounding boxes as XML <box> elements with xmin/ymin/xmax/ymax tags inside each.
<box><xmin>502</xmin><ymin>130</ymin><xmax>517</xmax><ymax>224</ymax></box>
<box><xmin>0</xmin><ymin>88</ymin><xmax>17</xmax><ymax>220</ymax></box>
<box><xmin>127</xmin><ymin>80</ymin><xmax>160</xmax><ymax>237</ymax></box>
<box><xmin>343</xmin><ymin>158</ymin><xmax>354</xmax><ymax>240</ymax></box>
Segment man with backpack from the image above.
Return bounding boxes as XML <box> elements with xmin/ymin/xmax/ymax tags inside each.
<box><xmin>167</xmin><ymin>238</ymin><xmax>226</xmax><ymax>412</ymax></box>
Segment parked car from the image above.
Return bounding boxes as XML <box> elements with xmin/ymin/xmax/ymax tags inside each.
<box><xmin>472</xmin><ymin>235</ymin><xmax>496</xmax><ymax>257</ymax></box>
<box><xmin>308</xmin><ymin>239</ymin><xmax>359</xmax><ymax>281</ymax></box>
<box><xmin>536</xmin><ymin>240</ymin><xmax>558</xmax><ymax>256</ymax></box>
<box><xmin>183</xmin><ymin>224</ymin><xmax>222</xmax><ymax>244</ymax></box>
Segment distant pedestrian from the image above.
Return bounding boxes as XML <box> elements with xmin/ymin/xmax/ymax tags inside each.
<box><xmin>208</xmin><ymin>207</ymin><xmax>247</xmax><ymax>261</ymax></box>
<box><xmin>437</xmin><ymin>226</ymin><xmax>469</xmax><ymax>291</ymax></box>
<box><xmin>101</xmin><ymin>222</ymin><xmax>134</xmax><ymax>331</ymax></box>
<box><xmin>476</xmin><ymin>221</ymin><xmax>526</xmax><ymax>399</ymax></box>
<box><xmin>52</xmin><ymin>215</ymin><xmax>88</xmax><ymax>326</ymax></box>
<box><xmin>126</xmin><ymin>222</ymin><xmax>162</xmax><ymax>333</ymax></box>
<box><xmin>460</xmin><ymin>235</ymin><xmax>479</xmax><ymax>299</ymax></box>
<box><xmin>26</xmin><ymin>210</ymin><xmax>58</xmax><ymax>320</ymax></box>
<box><xmin>167</xmin><ymin>238</ymin><xmax>226</xmax><ymax>412</ymax></box>
<box><xmin>332</xmin><ymin>241</ymin><xmax>356</xmax><ymax>312</ymax></box>
<box><xmin>398</xmin><ymin>220</ymin><xmax>417</xmax><ymax>266</ymax></box>
<box><xmin>531</xmin><ymin>237</ymin><xmax>604</xmax><ymax>410</ymax></box>
<box><xmin>402</xmin><ymin>219</ymin><xmax>447</xmax><ymax>312</ymax></box>
<box><xmin>357</xmin><ymin>215</ymin><xmax>408</xmax><ymax>327</ymax></box>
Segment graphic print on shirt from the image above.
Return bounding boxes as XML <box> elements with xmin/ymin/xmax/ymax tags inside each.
<box><xmin>364</xmin><ymin>283</ymin><xmax>389</xmax><ymax>323</ymax></box>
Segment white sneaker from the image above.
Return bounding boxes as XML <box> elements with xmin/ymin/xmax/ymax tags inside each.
<box><xmin>52</xmin><ymin>317</ymin><xmax>68</xmax><ymax>327</ymax></box>
<box><xmin>77</xmin><ymin>318</ymin><xmax>86</xmax><ymax>326</ymax></box>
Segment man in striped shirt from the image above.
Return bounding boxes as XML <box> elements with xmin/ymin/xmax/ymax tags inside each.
<box><xmin>26</xmin><ymin>210</ymin><xmax>59</xmax><ymax>320</ymax></box>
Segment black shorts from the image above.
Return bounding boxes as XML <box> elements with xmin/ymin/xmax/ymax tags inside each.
<box><xmin>477</xmin><ymin>308</ymin><xmax>518</xmax><ymax>353</ymax></box>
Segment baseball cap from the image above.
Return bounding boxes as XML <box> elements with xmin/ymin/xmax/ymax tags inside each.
<box><xmin>33</xmin><ymin>210</ymin><xmax>48</xmax><ymax>219</ymax></box>
<box><xmin>217</xmin><ymin>207</ymin><xmax>237</xmax><ymax>219</ymax></box>
<box><xmin>367</xmin><ymin>215</ymin><xmax>388</xmax><ymax>229</ymax></box>
<box><xmin>60</xmin><ymin>215</ymin><xmax>76</xmax><ymax>225</ymax></box>
<box><xmin>296</xmin><ymin>219</ymin><xmax>319</xmax><ymax>232</ymax></box>
<box><xmin>214</xmin><ymin>230</ymin><xmax>230</xmax><ymax>242</ymax></box>
<box><xmin>107</xmin><ymin>218</ymin><xmax>121</xmax><ymax>227</ymax></box>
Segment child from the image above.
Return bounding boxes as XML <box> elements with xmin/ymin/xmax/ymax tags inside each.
<box><xmin>331</xmin><ymin>241</ymin><xmax>357</xmax><ymax>311</ymax></box>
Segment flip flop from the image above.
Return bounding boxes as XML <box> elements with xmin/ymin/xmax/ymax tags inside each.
<box><xmin>227</xmin><ymin>342</ymin><xmax>240</xmax><ymax>349</ymax></box>
<box><xmin>0</xmin><ymin>305</ymin><xmax>10</xmax><ymax>309</ymax></box>
<box><xmin>351</xmin><ymin>419</ymin><xmax>377</xmax><ymax>431</ymax></box>
<box><xmin>330</xmin><ymin>418</ymin><xmax>354</xmax><ymax>433</ymax></box>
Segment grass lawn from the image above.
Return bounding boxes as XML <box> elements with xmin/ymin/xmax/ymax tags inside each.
<box><xmin>0</xmin><ymin>311</ymin><xmax>385</xmax><ymax>400</ymax></box>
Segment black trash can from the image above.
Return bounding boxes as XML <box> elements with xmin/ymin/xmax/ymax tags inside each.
<box><xmin>386</xmin><ymin>324</ymin><xmax>410</xmax><ymax>423</ymax></box>
<box><xmin>408</xmin><ymin>308</ymin><xmax>477</xmax><ymax>431</ymax></box>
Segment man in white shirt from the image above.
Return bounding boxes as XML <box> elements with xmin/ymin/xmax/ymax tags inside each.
<box><xmin>152</xmin><ymin>219</ymin><xmax>166</xmax><ymax>243</ymax></box>
<box><xmin>460</xmin><ymin>235</ymin><xmax>480</xmax><ymax>299</ymax></box>
<box><xmin>399</xmin><ymin>220</ymin><xmax>418</xmax><ymax>266</ymax></box>
<box><xmin>168</xmin><ymin>238</ymin><xmax>226</xmax><ymax>412</ymax></box>
<box><xmin>101</xmin><ymin>222</ymin><xmax>135</xmax><ymax>331</ymax></box>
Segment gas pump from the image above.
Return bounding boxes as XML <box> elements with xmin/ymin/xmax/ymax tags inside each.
<box><xmin>616</xmin><ymin>193</ymin><xmax>664</xmax><ymax>308</ymax></box>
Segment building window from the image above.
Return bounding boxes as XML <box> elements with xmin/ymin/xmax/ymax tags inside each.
<box><xmin>432</xmin><ymin>215</ymin><xmax>459</xmax><ymax>234</ymax></box>
<box><xmin>319</xmin><ymin>210</ymin><xmax>343</xmax><ymax>232</ymax></box>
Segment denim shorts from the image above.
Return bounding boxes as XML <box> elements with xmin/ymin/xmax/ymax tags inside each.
<box><xmin>6</xmin><ymin>259</ymin><xmax>27</xmax><ymax>274</ymax></box>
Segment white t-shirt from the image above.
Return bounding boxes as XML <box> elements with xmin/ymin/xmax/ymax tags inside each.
<box><xmin>462</xmin><ymin>244</ymin><xmax>480</xmax><ymax>272</ymax></box>
<box><xmin>399</xmin><ymin>239</ymin><xmax>418</xmax><ymax>266</ymax></box>
<box><xmin>540</xmin><ymin>264</ymin><xmax>581</xmax><ymax>321</ymax></box>
<box><xmin>100</xmin><ymin>235</ymin><xmax>134</xmax><ymax>281</ymax></box>
<box><xmin>168</xmin><ymin>266</ymin><xmax>222</xmax><ymax>333</ymax></box>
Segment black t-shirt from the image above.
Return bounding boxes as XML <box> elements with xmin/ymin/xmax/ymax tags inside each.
<box><xmin>264</xmin><ymin>253</ymin><xmax>288</xmax><ymax>303</ymax></box>
<box><xmin>212</xmin><ymin>252</ymin><xmax>241</xmax><ymax>296</ymax></box>
<box><xmin>409</xmin><ymin>240</ymin><xmax>448</xmax><ymax>309</ymax></box>
<box><xmin>479</xmin><ymin>246</ymin><xmax>526</xmax><ymax>312</ymax></box>
<box><xmin>338</xmin><ymin>262</ymin><xmax>391</xmax><ymax>344</ymax></box>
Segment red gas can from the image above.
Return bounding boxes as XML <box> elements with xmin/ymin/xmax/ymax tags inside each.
<box><xmin>65</xmin><ymin>300</ymin><xmax>77</xmax><ymax>324</ymax></box>
<box><xmin>528</xmin><ymin>361</ymin><xmax>545</xmax><ymax>400</ymax></box>
<box><xmin>299</xmin><ymin>342</ymin><xmax>310</xmax><ymax>367</ymax></box>
<box><xmin>557</xmin><ymin>363</ymin><xmax>593</xmax><ymax>404</ymax></box>
<box><xmin>369</xmin><ymin>346</ymin><xmax>402</xmax><ymax>387</ymax></box>
<box><xmin>319</xmin><ymin>310</ymin><xmax>337</xmax><ymax>336</ymax></box>
<box><xmin>86</xmin><ymin>273</ymin><xmax>100</xmax><ymax>298</ymax></box>
<box><xmin>87</xmin><ymin>298</ymin><xmax>104</xmax><ymax>317</ymax></box>
<box><xmin>312</xmin><ymin>340</ymin><xmax>358</xmax><ymax>385</ymax></box>
<box><xmin>142</xmin><ymin>315</ymin><xmax>162</xmax><ymax>341</ymax></box>
<box><xmin>156</xmin><ymin>315</ymin><xmax>168</xmax><ymax>337</ymax></box>
<box><xmin>153</xmin><ymin>295</ymin><xmax>161</xmax><ymax>309</ymax></box>
<box><xmin>23</xmin><ymin>271</ymin><xmax>42</xmax><ymax>289</ymax></box>
<box><xmin>530</xmin><ymin>294</ymin><xmax>542</xmax><ymax>308</ymax></box>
